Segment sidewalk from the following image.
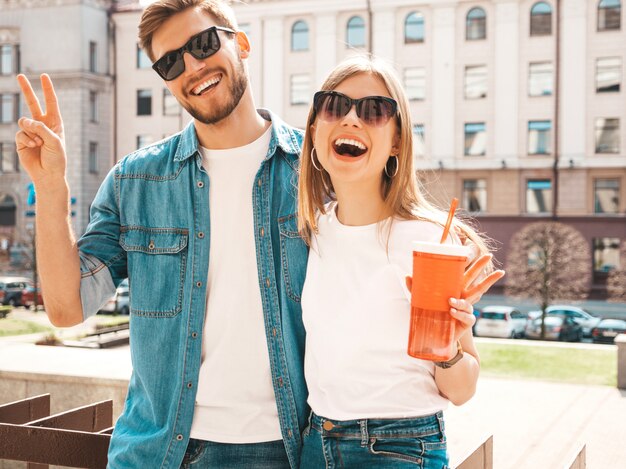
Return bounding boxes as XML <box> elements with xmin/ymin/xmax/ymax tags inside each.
<box><xmin>1</xmin><ymin>328</ymin><xmax>624</xmax><ymax>468</ymax></box>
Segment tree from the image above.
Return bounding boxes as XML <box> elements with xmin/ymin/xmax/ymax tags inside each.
<box><xmin>505</xmin><ymin>222</ymin><xmax>591</xmax><ymax>338</ymax></box>
<box><xmin>607</xmin><ymin>241</ymin><xmax>626</xmax><ymax>302</ymax></box>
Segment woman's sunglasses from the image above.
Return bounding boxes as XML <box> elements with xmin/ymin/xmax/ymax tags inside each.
<box><xmin>313</xmin><ymin>91</ymin><xmax>398</xmax><ymax>127</ymax></box>
<box><xmin>152</xmin><ymin>26</ymin><xmax>236</xmax><ymax>81</ymax></box>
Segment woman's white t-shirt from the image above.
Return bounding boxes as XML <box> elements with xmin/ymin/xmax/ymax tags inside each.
<box><xmin>302</xmin><ymin>203</ymin><xmax>450</xmax><ymax>420</ymax></box>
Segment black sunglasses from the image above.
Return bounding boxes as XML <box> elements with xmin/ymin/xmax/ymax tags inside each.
<box><xmin>152</xmin><ymin>26</ymin><xmax>236</xmax><ymax>81</ymax></box>
<box><xmin>313</xmin><ymin>91</ymin><xmax>398</xmax><ymax>127</ymax></box>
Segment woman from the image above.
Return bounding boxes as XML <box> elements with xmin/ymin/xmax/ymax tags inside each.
<box><xmin>297</xmin><ymin>56</ymin><xmax>504</xmax><ymax>468</ymax></box>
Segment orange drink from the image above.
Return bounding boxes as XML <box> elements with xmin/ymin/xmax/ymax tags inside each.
<box><xmin>408</xmin><ymin>242</ymin><xmax>470</xmax><ymax>361</ymax></box>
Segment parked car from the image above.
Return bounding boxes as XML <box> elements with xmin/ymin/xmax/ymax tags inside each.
<box><xmin>98</xmin><ymin>279</ymin><xmax>130</xmax><ymax>315</ymax></box>
<box><xmin>528</xmin><ymin>305</ymin><xmax>600</xmax><ymax>338</ymax></box>
<box><xmin>0</xmin><ymin>277</ymin><xmax>32</xmax><ymax>307</ymax></box>
<box><xmin>525</xmin><ymin>314</ymin><xmax>583</xmax><ymax>342</ymax></box>
<box><xmin>22</xmin><ymin>285</ymin><xmax>44</xmax><ymax>309</ymax></box>
<box><xmin>591</xmin><ymin>319</ymin><xmax>626</xmax><ymax>344</ymax></box>
<box><xmin>474</xmin><ymin>306</ymin><xmax>527</xmax><ymax>339</ymax></box>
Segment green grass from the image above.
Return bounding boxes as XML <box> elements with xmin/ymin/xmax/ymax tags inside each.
<box><xmin>95</xmin><ymin>316</ymin><xmax>130</xmax><ymax>329</ymax></box>
<box><xmin>0</xmin><ymin>319</ymin><xmax>52</xmax><ymax>337</ymax></box>
<box><xmin>477</xmin><ymin>342</ymin><xmax>617</xmax><ymax>387</ymax></box>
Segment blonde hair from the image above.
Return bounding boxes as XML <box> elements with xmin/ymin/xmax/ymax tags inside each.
<box><xmin>297</xmin><ymin>55</ymin><xmax>494</xmax><ymax>270</ymax></box>
<box><xmin>138</xmin><ymin>0</ymin><xmax>238</xmax><ymax>62</ymax></box>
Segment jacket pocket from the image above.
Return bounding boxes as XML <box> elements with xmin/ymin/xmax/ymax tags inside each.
<box><xmin>120</xmin><ymin>226</ymin><xmax>188</xmax><ymax>317</ymax></box>
<box><xmin>278</xmin><ymin>214</ymin><xmax>307</xmax><ymax>303</ymax></box>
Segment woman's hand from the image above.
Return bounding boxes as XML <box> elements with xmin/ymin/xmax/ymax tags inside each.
<box><xmin>449</xmin><ymin>254</ymin><xmax>505</xmax><ymax>342</ymax></box>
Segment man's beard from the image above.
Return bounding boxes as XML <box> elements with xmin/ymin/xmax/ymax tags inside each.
<box><xmin>183</xmin><ymin>59</ymin><xmax>248</xmax><ymax>125</ymax></box>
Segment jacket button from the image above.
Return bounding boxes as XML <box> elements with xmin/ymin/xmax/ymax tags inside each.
<box><xmin>265</xmin><ymin>278</ymin><xmax>270</xmax><ymax>287</ymax></box>
<box><xmin>198</xmin><ymin>232</ymin><xmax>205</xmax><ymax>239</ymax></box>
<box><xmin>191</xmin><ymin>332</ymin><xmax>198</xmax><ymax>339</ymax></box>
<box><xmin>323</xmin><ymin>421</ymin><xmax>335</xmax><ymax>431</ymax></box>
<box><xmin>287</xmin><ymin>429</ymin><xmax>293</xmax><ymax>438</ymax></box>
<box><xmin>257</xmin><ymin>179</ymin><xmax>262</xmax><ymax>187</ymax></box>
<box><xmin>197</xmin><ymin>181</ymin><xmax>204</xmax><ymax>188</ymax></box>
<box><xmin>272</xmin><ymin>327</ymin><xmax>277</xmax><ymax>337</ymax></box>
<box><xmin>148</xmin><ymin>241</ymin><xmax>155</xmax><ymax>250</ymax></box>
<box><xmin>187</xmin><ymin>382</ymin><xmax>193</xmax><ymax>389</ymax></box>
<box><xmin>260</xmin><ymin>227</ymin><xmax>265</xmax><ymax>237</ymax></box>
<box><xmin>278</xmin><ymin>377</ymin><xmax>283</xmax><ymax>387</ymax></box>
<box><xmin>196</xmin><ymin>281</ymin><xmax>202</xmax><ymax>288</ymax></box>
<box><xmin>176</xmin><ymin>434</ymin><xmax>183</xmax><ymax>441</ymax></box>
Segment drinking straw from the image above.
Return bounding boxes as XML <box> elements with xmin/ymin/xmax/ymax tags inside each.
<box><xmin>439</xmin><ymin>197</ymin><xmax>459</xmax><ymax>244</ymax></box>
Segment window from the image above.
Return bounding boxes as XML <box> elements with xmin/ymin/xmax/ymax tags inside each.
<box><xmin>0</xmin><ymin>44</ymin><xmax>17</xmax><ymax>75</ymax></box>
<box><xmin>530</xmin><ymin>2</ymin><xmax>552</xmax><ymax>36</ymax></box>
<box><xmin>137</xmin><ymin>89</ymin><xmax>152</xmax><ymax>116</ymax></box>
<box><xmin>136</xmin><ymin>135</ymin><xmax>153</xmax><ymax>149</ymax></box>
<box><xmin>526</xmin><ymin>179</ymin><xmax>552</xmax><ymax>213</ymax></box>
<box><xmin>466</xmin><ymin>7</ymin><xmax>487</xmax><ymax>40</ymax></box>
<box><xmin>413</xmin><ymin>124</ymin><xmax>425</xmax><ymax>156</ymax></box>
<box><xmin>593</xmin><ymin>237</ymin><xmax>621</xmax><ymax>272</ymax></box>
<box><xmin>465</xmin><ymin>65</ymin><xmax>487</xmax><ymax>99</ymax></box>
<box><xmin>137</xmin><ymin>44</ymin><xmax>151</xmax><ymax>69</ymax></box>
<box><xmin>0</xmin><ymin>142</ymin><xmax>17</xmax><ymax>173</ymax></box>
<box><xmin>89</xmin><ymin>91</ymin><xmax>98</xmax><ymax>123</ymax></box>
<box><xmin>346</xmin><ymin>16</ymin><xmax>366</xmax><ymax>48</ymax></box>
<box><xmin>89</xmin><ymin>41</ymin><xmax>97</xmax><ymax>73</ymax></box>
<box><xmin>529</xmin><ymin>62</ymin><xmax>553</xmax><ymax>96</ymax></box>
<box><xmin>464</xmin><ymin>123</ymin><xmax>486</xmax><ymax>156</ymax></box>
<box><xmin>596</xmin><ymin>57</ymin><xmax>621</xmax><ymax>92</ymax></box>
<box><xmin>404</xmin><ymin>68</ymin><xmax>425</xmax><ymax>100</ymax></box>
<box><xmin>405</xmin><ymin>12</ymin><xmax>424</xmax><ymax>43</ymax></box>
<box><xmin>88</xmin><ymin>142</ymin><xmax>98</xmax><ymax>174</ymax></box>
<box><xmin>0</xmin><ymin>94</ymin><xmax>18</xmax><ymax>123</ymax></box>
<box><xmin>163</xmin><ymin>88</ymin><xmax>180</xmax><ymax>116</ymax></box>
<box><xmin>463</xmin><ymin>179</ymin><xmax>487</xmax><ymax>212</ymax></box>
<box><xmin>598</xmin><ymin>0</ymin><xmax>621</xmax><ymax>31</ymax></box>
<box><xmin>594</xmin><ymin>178</ymin><xmax>620</xmax><ymax>213</ymax></box>
<box><xmin>595</xmin><ymin>118</ymin><xmax>620</xmax><ymax>153</ymax></box>
<box><xmin>290</xmin><ymin>74</ymin><xmax>310</xmax><ymax>105</ymax></box>
<box><xmin>528</xmin><ymin>120</ymin><xmax>552</xmax><ymax>155</ymax></box>
<box><xmin>291</xmin><ymin>21</ymin><xmax>309</xmax><ymax>51</ymax></box>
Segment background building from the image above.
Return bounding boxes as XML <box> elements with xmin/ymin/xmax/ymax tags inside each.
<box><xmin>2</xmin><ymin>0</ymin><xmax>625</xmax><ymax>296</ymax></box>
<box><xmin>0</xmin><ymin>0</ymin><xmax>114</xmax><ymax>266</ymax></box>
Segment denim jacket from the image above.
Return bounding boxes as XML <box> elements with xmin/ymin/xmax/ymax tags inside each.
<box><xmin>77</xmin><ymin>110</ymin><xmax>309</xmax><ymax>468</ymax></box>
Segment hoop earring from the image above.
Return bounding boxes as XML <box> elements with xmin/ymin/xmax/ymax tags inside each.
<box><xmin>384</xmin><ymin>155</ymin><xmax>398</xmax><ymax>178</ymax></box>
<box><xmin>311</xmin><ymin>148</ymin><xmax>323</xmax><ymax>171</ymax></box>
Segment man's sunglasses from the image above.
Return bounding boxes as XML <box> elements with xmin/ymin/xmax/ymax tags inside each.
<box><xmin>152</xmin><ymin>26</ymin><xmax>236</xmax><ymax>81</ymax></box>
<box><xmin>313</xmin><ymin>91</ymin><xmax>398</xmax><ymax>127</ymax></box>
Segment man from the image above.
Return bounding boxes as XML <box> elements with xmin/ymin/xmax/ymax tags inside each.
<box><xmin>15</xmin><ymin>0</ymin><xmax>308</xmax><ymax>467</ymax></box>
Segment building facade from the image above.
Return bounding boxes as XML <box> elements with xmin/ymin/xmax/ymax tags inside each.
<box><xmin>2</xmin><ymin>0</ymin><xmax>625</xmax><ymax>296</ymax></box>
<box><xmin>112</xmin><ymin>0</ymin><xmax>625</xmax><ymax>297</ymax></box>
<box><xmin>0</xmin><ymin>0</ymin><xmax>114</xmax><ymax>264</ymax></box>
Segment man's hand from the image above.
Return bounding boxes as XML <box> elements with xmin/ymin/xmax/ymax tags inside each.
<box><xmin>15</xmin><ymin>74</ymin><xmax>67</xmax><ymax>185</ymax></box>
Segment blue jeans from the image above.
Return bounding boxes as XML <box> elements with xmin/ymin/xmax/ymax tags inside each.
<box><xmin>180</xmin><ymin>439</ymin><xmax>290</xmax><ymax>468</ymax></box>
<box><xmin>300</xmin><ymin>412</ymin><xmax>449</xmax><ymax>469</ymax></box>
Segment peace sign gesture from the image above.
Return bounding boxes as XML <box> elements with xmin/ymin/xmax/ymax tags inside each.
<box><xmin>15</xmin><ymin>73</ymin><xmax>66</xmax><ymax>185</ymax></box>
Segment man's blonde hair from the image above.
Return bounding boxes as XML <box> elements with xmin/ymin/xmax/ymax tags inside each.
<box><xmin>138</xmin><ymin>0</ymin><xmax>238</xmax><ymax>61</ymax></box>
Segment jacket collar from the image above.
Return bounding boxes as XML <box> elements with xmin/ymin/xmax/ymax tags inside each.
<box><xmin>173</xmin><ymin>109</ymin><xmax>302</xmax><ymax>162</ymax></box>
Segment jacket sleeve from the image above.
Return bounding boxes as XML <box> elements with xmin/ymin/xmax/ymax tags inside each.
<box><xmin>76</xmin><ymin>164</ymin><xmax>128</xmax><ymax>320</ymax></box>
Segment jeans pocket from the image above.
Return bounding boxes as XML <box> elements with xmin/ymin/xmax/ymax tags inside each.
<box><xmin>368</xmin><ymin>436</ymin><xmax>424</xmax><ymax>467</ymax></box>
<box><xmin>278</xmin><ymin>214</ymin><xmax>307</xmax><ymax>303</ymax></box>
<box><xmin>180</xmin><ymin>439</ymin><xmax>206</xmax><ymax>468</ymax></box>
<box><xmin>120</xmin><ymin>226</ymin><xmax>188</xmax><ymax>317</ymax></box>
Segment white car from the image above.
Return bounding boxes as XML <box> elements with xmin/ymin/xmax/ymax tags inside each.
<box><xmin>98</xmin><ymin>279</ymin><xmax>130</xmax><ymax>315</ymax></box>
<box><xmin>527</xmin><ymin>305</ymin><xmax>600</xmax><ymax>338</ymax></box>
<box><xmin>474</xmin><ymin>306</ymin><xmax>527</xmax><ymax>339</ymax></box>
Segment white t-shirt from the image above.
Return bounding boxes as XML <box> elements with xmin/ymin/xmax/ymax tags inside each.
<box><xmin>190</xmin><ymin>125</ymin><xmax>282</xmax><ymax>443</ymax></box>
<box><xmin>302</xmin><ymin>202</ymin><xmax>451</xmax><ymax>420</ymax></box>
